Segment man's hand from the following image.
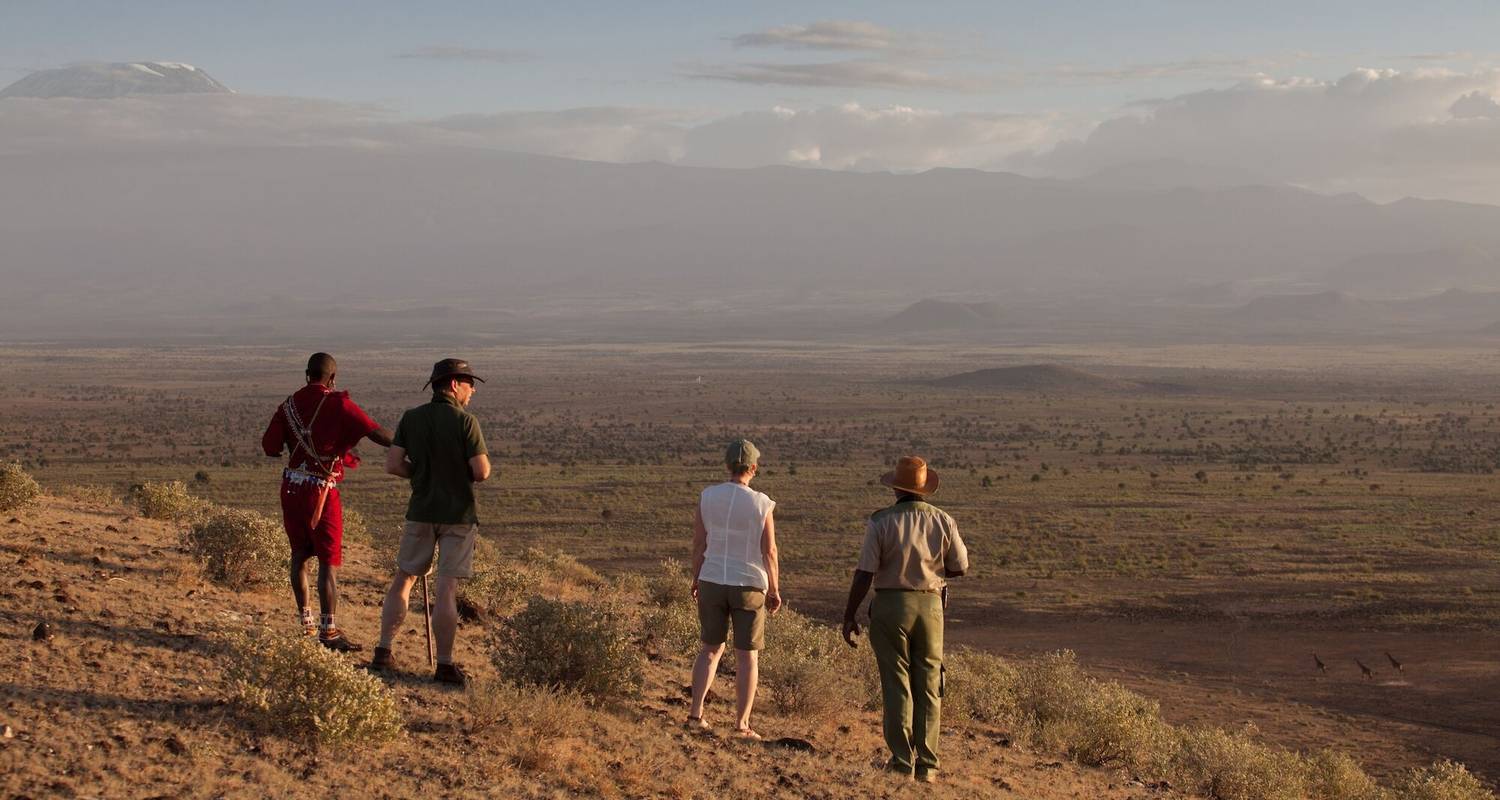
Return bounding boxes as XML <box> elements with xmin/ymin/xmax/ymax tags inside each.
<box><xmin>690</xmin><ymin>578</ymin><xmax>699</xmax><ymax>600</ymax></box>
<box><xmin>841</xmin><ymin>617</ymin><xmax>862</xmax><ymax>648</ymax></box>
<box><xmin>767</xmin><ymin>591</ymin><xmax>782</xmax><ymax>616</ymax></box>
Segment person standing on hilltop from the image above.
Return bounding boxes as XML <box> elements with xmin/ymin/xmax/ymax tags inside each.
<box><xmin>685</xmin><ymin>440</ymin><xmax>782</xmax><ymax>739</ymax></box>
<box><xmin>372</xmin><ymin>359</ymin><xmax>490</xmax><ymax>686</ymax></box>
<box><xmin>841</xmin><ymin>456</ymin><xmax>968</xmax><ymax>784</ymax></box>
<box><xmin>262</xmin><ymin>352</ymin><xmax>394</xmax><ymax>652</ymax></box>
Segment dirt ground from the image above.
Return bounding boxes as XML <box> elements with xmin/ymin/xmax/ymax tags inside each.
<box><xmin>0</xmin><ymin>495</ymin><xmax>1171</xmax><ymax>800</ymax></box>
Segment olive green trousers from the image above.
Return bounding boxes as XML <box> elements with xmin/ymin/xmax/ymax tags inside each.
<box><xmin>869</xmin><ymin>589</ymin><xmax>944</xmax><ymax>775</ymax></box>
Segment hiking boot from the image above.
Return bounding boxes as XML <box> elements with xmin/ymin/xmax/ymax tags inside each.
<box><xmin>368</xmin><ymin>646</ymin><xmax>394</xmax><ymax>671</ymax></box>
<box><xmin>434</xmin><ymin>662</ymin><xmax>468</xmax><ymax>687</ymax></box>
<box><xmin>318</xmin><ymin>628</ymin><xmax>364</xmax><ymax>652</ymax></box>
<box><xmin>916</xmin><ymin>769</ymin><xmax>939</xmax><ymax>784</ymax></box>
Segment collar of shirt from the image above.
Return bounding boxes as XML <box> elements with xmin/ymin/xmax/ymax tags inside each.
<box><xmin>431</xmin><ymin>393</ymin><xmax>463</xmax><ymax>409</ymax></box>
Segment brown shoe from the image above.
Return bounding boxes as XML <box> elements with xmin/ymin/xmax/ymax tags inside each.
<box><xmin>369</xmin><ymin>646</ymin><xmax>393</xmax><ymax>670</ymax></box>
<box><xmin>434</xmin><ymin>662</ymin><xmax>468</xmax><ymax>687</ymax></box>
<box><xmin>318</xmin><ymin>629</ymin><xmax>364</xmax><ymax>652</ymax></box>
<box><xmin>916</xmin><ymin>769</ymin><xmax>938</xmax><ymax>784</ymax></box>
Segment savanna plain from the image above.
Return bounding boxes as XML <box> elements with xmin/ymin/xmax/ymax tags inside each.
<box><xmin>3</xmin><ymin>341</ymin><xmax>1500</xmax><ymax>799</ymax></box>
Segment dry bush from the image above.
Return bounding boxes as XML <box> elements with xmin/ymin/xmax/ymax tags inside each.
<box><xmin>523</xmin><ymin>546</ymin><xmax>607</xmax><ymax>588</ymax></box>
<box><xmin>0</xmin><ymin>463</ymin><xmax>41</xmax><ymax>512</ymax></box>
<box><xmin>184</xmin><ymin>506</ymin><xmax>289</xmax><ymax>589</ymax></box>
<box><xmin>52</xmin><ymin>483</ymin><xmax>119</xmax><ymax>507</ymax></box>
<box><xmin>131</xmin><ymin>480</ymin><xmax>206</xmax><ymax>521</ymax></box>
<box><xmin>462</xmin><ymin>539</ymin><xmax>545</xmax><ymax>620</ymax></box>
<box><xmin>944</xmin><ymin>647</ymin><xmax>1020</xmax><ymax>726</ymax></box>
<box><xmin>1008</xmin><ymin>650</ymin><xmax>1171</xmax><ymax>772</ymax></box>
<box><xmin>1170</xmin><ymin>726</ymin><xmax>1309</xmax><ymax>800</ymax></box>
<box><xmin>1393</xmin><ymin>761</ymin><xmax>1495</xmax><ymax>800</ymax></box>
<box><xmin>647</xmin><ymin>558</ymin><xmax>691</xmax><ymax>607</ymax></box>
<box><xmin>756</xmin><ymin>610</ymin><xmax>863</xmax><ymax>720</ymax></box>
<box><xmin>225</xmin><ymin>627</ymin><xmax>402</xmax><ymax>750</ymax></box>
<box><xmin>642</xmin><ymin>601</ymin><xmax>701</xmax><ymax>659</ymax></box>
<box><xmin>341</xmin><ymin>506</ymin><xmax>369</xmax><ymax>544</ymax></box>
<box><xmin>495</xmin><ymin>596</ymin><xmax>643</xmax><ymax>701</ymax></box>
<box><xmin>466</xmin><ymin>680</ymin><xmax>591</xmax><ymax>771</ymax></box>
<box><xmin>1304</xmin><ymin>750</ymin><xmax>1386</xmax><ymax>800</ymax></box>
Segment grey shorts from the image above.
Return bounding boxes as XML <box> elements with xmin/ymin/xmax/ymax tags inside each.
<box><xmin>697</xmin><ymin>581</ymin><xmax>767</xmax><ymax>651</ymax></box>
<box><xmin>396</xmin><ymin>521</ymin><xmax>478</xmax><ymax>578</ymax></box>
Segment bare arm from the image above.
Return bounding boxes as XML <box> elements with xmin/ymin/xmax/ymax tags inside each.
<box><xmin>841</xmin><ymin>570</ymin><xmax>875</xmax><ymax>647</ymax></box>
<box><xmin>690</xmin><ymin>506</ymin><xmax>707</xmax><ymax>599</ymax></box>
<box><xmin>469</xmin><ymin>454</ymin><xmax>491</xmax><ymax>483</ymax></box>
<box><xmin>384</xmin><ymin>445</ymin><xmax>411</xmax><ymax>479</ymax></box>
<box><xmin>760</xmin><ymin>511</ymin><xmax>781</xmax><ymax>615</ymax></box>
<box><xmin>365</xmin><ymin>426</ymin><xmax>395</xmax><ymax>448</ymax></box>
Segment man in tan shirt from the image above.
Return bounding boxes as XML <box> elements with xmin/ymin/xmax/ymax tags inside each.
<box><xmin>842</xmin><ymin>456</ymin><xmax>968</xmax><ymax>784</ymax></box>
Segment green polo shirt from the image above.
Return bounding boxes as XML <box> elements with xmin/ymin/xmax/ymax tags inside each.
<box><xmin>393</xmin><ymin>394</ymin><xmax>488</xmax><ymax>524</ymax></box>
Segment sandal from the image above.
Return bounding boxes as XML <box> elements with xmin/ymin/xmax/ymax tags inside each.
<box><xmin>734</xmin><ymin>727</ymin><xmax>763</xmax><ymax>741</ymax></box>
<box><xmin>683</xmin><ymin>716</ymin><xmax>710</xmax><ymax>732</ymax></box>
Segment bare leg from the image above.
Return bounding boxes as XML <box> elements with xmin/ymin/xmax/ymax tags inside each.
<box><xmin>432</xmin><ymin>574</ymin><xmax>461</xmax><ymax>664</ymax></box>
<box><xmin>289</xmin><ymin>546</ymin><xmax>314</xmax><ymax>612</ymax></box>
<box><xmin>689</xmin><ymin>642</ymin><xmax>725</xmax><ymax>719</ymax></box>
<box><xmin>316</xmin><ymin>560</ymin><xmax>339</xmax><ymax>617</ymax></box>
<box><xmin>735</xmin><ymin>649</ymin><xmax>759</xmax><ymax>731</ymax></box>
<box><xmin>378</xmin><ymin>572</ymin><xmax>417</xmax><ymax>649</ymax></box>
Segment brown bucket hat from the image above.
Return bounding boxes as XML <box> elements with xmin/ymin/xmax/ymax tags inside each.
<box><xmin>880</xmin><ymin>456</ymin><xmax>940</xmax><ymax>496</ymax></box>
<box><xmin>422</xmin><ymin>358</ymin><xmax>486</xmax><ymax>390</ymax></box>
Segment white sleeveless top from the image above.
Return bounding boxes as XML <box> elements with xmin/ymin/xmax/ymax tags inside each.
<box><xmin>698</xmin><ymin>482</ymin><xmax>776</xmax><ymax>591</ymax></box>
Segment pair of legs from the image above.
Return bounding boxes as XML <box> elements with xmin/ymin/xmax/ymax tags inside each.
<box><xmin>377</xmin><ymin>571</ymin><xmax>461</xmax><ymax>664</ymax></box>
<box><xmin>689</xmin><ymin>644</ymin><xmax>759</xmax><ymax>731</ymax></box>
<box><xmin>869</xmin><ymin>590</ymin><xmax>944</xmax><ymax>777</ymax></box>
<box><xmin>290</xmin><ymin>545</ymin><xmax>339</xmax><ymax>618</ymax></box>
<box><xmin>689</xmin><ymin>581</ymin><xmax>767</xmax><ymax>734</ymax></box>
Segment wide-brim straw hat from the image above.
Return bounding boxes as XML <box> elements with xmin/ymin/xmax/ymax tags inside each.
<box><xmin>880</xmin><ymin>456</ymin><xmax>940</xmax><ymax>496</ymax></box>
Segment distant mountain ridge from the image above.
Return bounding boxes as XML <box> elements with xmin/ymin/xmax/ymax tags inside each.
<box><xmin>0</xmin><ymin>62</ymin><xmax>232</xmax><ymax>99</ymax></box>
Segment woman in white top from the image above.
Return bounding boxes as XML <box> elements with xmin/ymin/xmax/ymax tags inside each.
<box><xmin>686</xmin><ymin>439</ymin><xmax>782</xmax><ymax>739</ymax></box>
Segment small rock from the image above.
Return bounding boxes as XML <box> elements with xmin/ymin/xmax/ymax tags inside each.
<box><xmin>54</xmin><ymin>591</ymin><xmax>72</xmax><ymax>604</ymax></box>
<box><xmin>6</xmin><ymin>517</ymin><xmax>18</xmax><ymax>524</ymax></box>
<box><xmin>163</xmin><ymin>735</ymin><xmax>187</xmax><ymax>755</ymax></box>
<box><xmin>32</xmin><ymin>621</ymin><xmax>53</xmax><ymax>641</ymax></box>
<box><xmin>104</xmin><ymin>525</ymin><xmax>119</xmax><ymax>532</ymax></box>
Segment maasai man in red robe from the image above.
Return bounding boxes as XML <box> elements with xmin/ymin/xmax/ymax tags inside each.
<box><xmin>262</xmin><ymin>353</ymin><xmax>393</xmax><ymax>651</ymax></box>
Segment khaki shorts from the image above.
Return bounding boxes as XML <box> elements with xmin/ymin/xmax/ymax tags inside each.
<box><xmin>697</xmin><ymin>581</ymin><xmax>767</xmax><ymax>651</ymax></box>
<box><xmin>396</xmin><ymin>522</ymin><xmax>478</xmax><ymax>578</ymax></box>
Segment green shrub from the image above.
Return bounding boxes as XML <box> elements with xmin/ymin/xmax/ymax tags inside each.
<box><xmin>495</xmin><ymin>597</ymin><xmax>642</xmax><ymax>701</ymax></box>
<box><xmin>225</xmin><ymin>627</ymin><xmax>402</xmax><ymax>750</ymax></box>
<box><xmin>0</xmin><ymin>463</ymin><xmax>41</xmax><ymax>512</ymax></box>
<box><xmin>642</xmin><ymin>601</ymin><xmax>701</xmax><ymax>658</ymax></box>
<box><xmin>1007</xmin><ymin>650</ymin><xmax>1170</xmax><ymax>772</ymax></box>
<box><xmin>756</xmin><ymin>610</ymin><xmax>862</xmax><ymax>720</ymax></box>
<box><xmin>1394</xmin><ymin>761</ymin><xmax>1494</xmax><ymax>800</ymax></box>
<box><xmin>131</xmin><ymin>480</ymin><xmax>206</xmax><ymax>521</ymax></box>
<box><xmin>944</xmin><ymin>647</ymin><xmax>1020</xmax><ymax>726</ymax></box>
<box><xmin>185</xmin><ymin>506</ymin><xmax>289</xmax><ymax>589</ymax></box>
<box><xmin>1170</xmin><ymin>726</ymin><xmax>1309</xmax><ymax>800</ymax></box>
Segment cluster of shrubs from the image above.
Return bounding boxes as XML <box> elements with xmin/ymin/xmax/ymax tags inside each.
<box><xmin>225</xmin><ymin>627</ymin><xmax>402</xmax><ymax>750</ymax></box>
<box><xmin>939</xmin><ymin>649</ymin><xmax>1491</xmax><ymax>800</ymax></box>
<box><xmin>0</xmin><ymin>463</ymin><xmax>41</xmax><ymax>512</ymax></box>
<box><xmin>130</xmin><ymin>480</ymin><xmax>209</xmax><ymax>522</ymax></box>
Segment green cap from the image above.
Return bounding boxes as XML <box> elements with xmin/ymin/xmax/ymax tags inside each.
<box><xmin>725</xmin><ymin>439</ymin><xmax>760</xmax><ymax>468</ymax></box>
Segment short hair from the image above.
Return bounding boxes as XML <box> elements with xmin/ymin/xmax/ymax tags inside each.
<box><xmin>728</xmin><ymin>462</ymin><xmax>754</xmax><ymax>477</ymax></box>
<box><xmin>306</xmin><ymin>352</ymin><xmax>337</xmax><ymax>380</ymax></box>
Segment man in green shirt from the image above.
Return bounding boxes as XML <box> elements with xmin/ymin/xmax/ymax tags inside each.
<box><xmin>371</xmin><ymin>359</ymin><xmax>491</xmax><ymax>686</ymax></box>
<box><xmin>842</xmin><ymin>456</ymin><xmax>968</xmax><ymax>784</ymax></box>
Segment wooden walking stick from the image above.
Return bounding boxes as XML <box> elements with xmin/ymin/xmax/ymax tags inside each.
<box><xmin>421</xmin><ymin>573</ymin><xmax>435</xmax><ymax>667</ymax></box>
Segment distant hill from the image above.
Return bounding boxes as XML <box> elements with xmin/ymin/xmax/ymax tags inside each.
<box><xmin>881</xmin><ymin>299</ymin><xmax>1003</xmax><ymax>332</ymax></box>
<box><xmin>1229</xmin><ymin>291</ymin><xmax>1376</xmax><ymax>325</ymax></box>
<box><xmin>0</xmin><ymin>62</ymin><xmax>233</xmax><ymax>99</ymax></box>
<box><xmin>1326</xmin><ymin>247</ymin><xmax>1499</xmax><ymax>298</ymax></box>
<box><xmin>932</xmin><ymin>364</ymin><xmax>1131</xmax><ymax>392</ymax></box>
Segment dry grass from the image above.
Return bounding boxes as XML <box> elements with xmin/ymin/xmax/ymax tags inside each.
<box><xmin>0</xmin><ymin>462</ymin><xmax>41</xmax><ymax>512</ymax></box>
<box><xmin>224</xmin><ymin>627</ymin><xmax>403</xmax><ymax>750</ymax></box>
<box><xmin>495</xmin><ymin>596</ymin><xmax>644</xmax><ymax>701</ymax></box>
<box><xmin>465</xmin><ymin>680</ymin><xmax>592</xmax><ymax>771</ymax></box>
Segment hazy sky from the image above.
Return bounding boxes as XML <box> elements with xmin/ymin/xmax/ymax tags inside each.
<box><xmin>6</xmin><ymin>2</ymin><xmax>1500</xmax><ymax>201</ymax></box>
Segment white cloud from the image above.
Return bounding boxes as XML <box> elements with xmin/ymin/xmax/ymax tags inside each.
<box><xmin>730</xmin><ymin>21</ymin><xmax>920</xmax><ymax>53</ymax></box>
<box><xmin>1023</xmin><ymin>68</ymin><xmax>1500</xmax><ymax>202</ymax></box>
<box><xmin>683</xmin><ymin>59</ymin><xmax>984</xmax><ymax>91</ymax></box>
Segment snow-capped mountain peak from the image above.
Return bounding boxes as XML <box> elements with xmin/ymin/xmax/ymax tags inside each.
<box><xmin>0</xmin><ymin>62</ymin><xmax>234</xmax><ymax>99</ymax></box>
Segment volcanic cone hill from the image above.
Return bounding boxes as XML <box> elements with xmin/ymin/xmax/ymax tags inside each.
<box><xmin>881</xmin><ymin>299</ymin><xmax>1004</xmax><ymax>332</ymax></box>
<box><xmin>931</xmin><ymin>364</ymin><xmax>1135</xmax><ymax>392</ymax></box>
